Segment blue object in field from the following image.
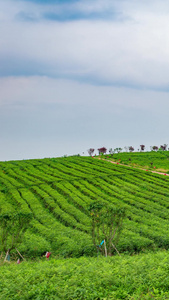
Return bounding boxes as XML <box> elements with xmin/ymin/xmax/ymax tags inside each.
<box><xmin>7</xmin><ymin>254</ymin><xmax>10</xmax><ymax>261</ymax></box>
<box><xmin>99</xmin><ymin>240</ymin><xmax>104</xmax><ymax>247</ymax></box>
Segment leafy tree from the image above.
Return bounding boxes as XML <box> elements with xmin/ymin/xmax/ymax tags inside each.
<box><xmin>88</xmin><ymin>148</ymin><xmax>95</xmax><ymax>156</ymax></box>
<box><xmin>98</xmin><ymin>147</ymin><xmax>107</xmax><ymax>155</ymax></box>
<box><xmin>114</xmin><ymin>147</ymin><xmax>123</xmax><ymax>153</ymax></box>
<box><xmin>140</xmin><ymin>145</ymin><xmax>145</xmax><ymax>151</ymax></box>
<box><xmin>150</xmin><ymin>146</ymin><xmax>158</xmax><ymax>151</ymax></box>
<box><xmin>160</xmin><ymin>144</ymin><xmax>168</xmax><ymax>151</ymax></box>
<box><xmin>109</xmin><ymin>148</ymin><xmax>113</xmax><ymax>154</ymax></box>
<box><xmin>89</xmin><ymin>202</ymin><xmax>126</xmax><ymax>256</ymax></box>
<box><xmin>129</xmin><ymin>146</ymin><xmax>134</xmax><ymax>152</ymax></box>
<box><xmin>0</xmin><ymin>211</ymin><xmax>33</xmax><ymax>257</ymax></box>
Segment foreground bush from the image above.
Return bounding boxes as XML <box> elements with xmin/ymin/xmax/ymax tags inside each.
<box><xmin>1</xmin><ymin>251</ymin><xmax>169</xmax><ymax>299</ymax></box>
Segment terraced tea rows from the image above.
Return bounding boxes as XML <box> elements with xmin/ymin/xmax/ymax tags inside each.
<box><xmin>1</xmin><ymin>156</ymin><xmax>169</xmax><ymax>257</ymax></box>
<box><xmin>110</xmin><ymin>150</ymin><xmax>169</xmax><ymax>172</ymax></box>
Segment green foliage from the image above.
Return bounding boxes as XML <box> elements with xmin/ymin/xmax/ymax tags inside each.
<box><xmin>0</xmin><ymin>211</ymin><xmax>33</xmax><ymax>253</ymax></box>
<box><xmin>111</xmin><ymin>150</ymin><xmax>169</xmax><ymax>171</ymax></box>
<box><xmin>89</xmin><ymin>201</ymin><xmax>126</xmax><ymax>255</ymax></box>
<box><xmin>0</xmin><ymin>153</ymin><xmax>169</xmax><ymax>259</ymax></box>
<box><xmin>19</xmin><ymin>231</ymin><xmax>51</xmax><ymax>258</ymax></box>
<box><xmin>1</xmin><ymin>251</ymin><xmax>169</xmax><ymax>299</ymax></box>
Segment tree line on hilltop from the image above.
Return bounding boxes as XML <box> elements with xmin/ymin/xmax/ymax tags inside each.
<box><xmin>88</xmin><ymin>144</ymin><xmax>168</xmax><ymax>156</ymax></box>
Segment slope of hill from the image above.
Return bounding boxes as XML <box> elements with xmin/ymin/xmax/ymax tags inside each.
<box><xmin>1</xmin><ymin>155</ymin><xmax>169</xmax><ymax>258</ymax></box>
<box><xmin>109</xmin><ymin>150</ymin><xmax>169</xmax><ymax>172</ymax></box>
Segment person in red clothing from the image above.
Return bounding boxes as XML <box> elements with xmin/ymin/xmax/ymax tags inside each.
<box><xmin>45</xmin><ymin>251</ymin><xmax>51</xmax><ymax>260</ymax></box>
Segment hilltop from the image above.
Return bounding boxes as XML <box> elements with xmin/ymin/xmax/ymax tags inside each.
<box><xmin>109</xmin><ymin>150</ymin><xmax>169</xmax><ymax>173</ymax></box>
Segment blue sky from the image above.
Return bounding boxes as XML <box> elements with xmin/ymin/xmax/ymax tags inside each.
<box><xmin>0</xmin><ymin>0</ymin><xmax>169</xmax><ymax>161</ymax></box>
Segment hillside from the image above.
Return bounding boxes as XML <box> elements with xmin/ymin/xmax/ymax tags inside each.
<box><xmin>1</xmin><ymin>154</ymin><xmax>169</xmax><ymax>258</ymax></box>
<box><xmin>109</xmin><ymin>150</ymin><xmax>169</xmax><ymax>173</ymax></box>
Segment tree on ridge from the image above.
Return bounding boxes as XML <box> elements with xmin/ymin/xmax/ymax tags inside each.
<box><xmin>88</xmin><ymin>148</ymin><xmax>95</xmax><ymax>156</ymax></box>
<box><xmin>98</xmin><ymin>147</ymin><xmax>107</xmax><ymax>155</ymax></box>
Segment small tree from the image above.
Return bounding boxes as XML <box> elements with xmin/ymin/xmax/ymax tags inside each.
<box><xmin>0</xmin><ymin>211</ymin><xmax>32</xmax><ymax>258</ymax></box>
<box><xmin>117</xmin><ymin>148</ymin><xmax>123</xmax><ymax>153</ymax></box>
<box><xmin>98</xmin><ymin>147</ymin><xmax>107</xmax><ymax>155</ymax></box>
<box><xmin>124</xmin><ymin>146</ymin><xmax>129</xmax><ymax>152</ymax></box>
<box><xmin>164</xmin><ymin>144</ymin><xmax>168</xmax><ymax>150</ymax></box>
<box><xmin>160</xmin><ymin>144</ymin><xmax>168</xmax><ymax>151</ymax></box>
<box><xmin>114</xmin><ymin>148</ymin><xmax>123</xmax><ymax>153</ymax></box>
<box><xmin>150</xmin><ymin>146</ymin><xmax>158</xmax><ymax>151</ymax></box>
<box><xmin>140</xmin><ymin>145</ymin><xmax>145</xmax><ymax>151</ymax></box>
<box><xmin>109</xmin><ymin>148</ymin><xmax>113</xmax><ymax>154</ymax></box>
<box><xmin>129</xmin><ymin>146</ymin><xmax>134</xmax><ymax>152</ymax></box>
<box><xmin>89</xmin><ymin>202</ymin><xmax>125</xmax><ymax>256</ymax></box>
<box><xmin>88</xmin><ymin>148</ymin><xmax>95</xmax><ymax>156</ymax></box>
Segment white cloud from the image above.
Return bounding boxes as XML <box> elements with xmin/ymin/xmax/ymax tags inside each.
<box><xmin>1</xmin><ymin>0</ymin><xmax>169</xmax><ymax>160</ymax></box>
<box><xmin>1</xmin><ymin>0</ymin><xmax>169</xmax><ymax>89</ymax></box>
<box><xmin>0</xmin><ymin>76</ymin><xmax>169</xmax><ymax>112</ymax></box>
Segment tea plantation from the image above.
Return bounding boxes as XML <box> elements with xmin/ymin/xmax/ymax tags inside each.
<box><xmin>1</xmin><ymin>152</ymin><xmax>169</xmax><ymax>299</ymax></box>
<box><xmin>110</xmin><ymin>150</ymin><xmax>169</xmax><ymax>172</ymax></box>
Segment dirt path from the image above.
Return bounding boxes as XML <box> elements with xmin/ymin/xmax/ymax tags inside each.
<box><xmin>96</xmin><ymin>158</ymin><xmax>169</xmax><ymax>176</ymax></box>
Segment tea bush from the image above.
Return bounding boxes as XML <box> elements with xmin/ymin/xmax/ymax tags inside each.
<box><xmin>1</xmin><ymin>251</ymin><xmax>169</xmax><ymax>299</ymax></box>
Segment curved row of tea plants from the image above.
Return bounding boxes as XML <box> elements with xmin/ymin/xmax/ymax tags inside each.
<box><xmin>1</xmin><ymin>155</ymin><xmax>169</xmax><ymax>258</ymax></box>
<box><xmin>107</xmin><ymin>150</ymin><xmax>169</xmax><ymax>172</ymax></box>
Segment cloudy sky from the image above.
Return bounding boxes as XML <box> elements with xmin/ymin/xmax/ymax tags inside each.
<box><xmin>1</xmin><ymin>0</ymin><xmax>169</xmax><ymax>161</ymax></box>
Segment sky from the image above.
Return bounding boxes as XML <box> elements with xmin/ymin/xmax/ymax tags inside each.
<box><xmin>1</xmin><ymin>0</ymin><xmax>169</xmax><ymax>161</ymax></box>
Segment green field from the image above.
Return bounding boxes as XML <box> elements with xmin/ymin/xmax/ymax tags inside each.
<box><xmin>1</xmin><ymin>152</ymin><xmax>169</xmax><ymax>299</ymax></box>
<box><xmin>109</xmin><ymin>151</ymin><xmax>169</xmax><ymax>172</ymax></box>
<box><xmin>1</xmin><ymin>154</ymin><xmax>169</xmax><ymax>257</ymax></box>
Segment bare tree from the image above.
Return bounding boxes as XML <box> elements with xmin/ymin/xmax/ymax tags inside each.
<box><xmin>124</xmin><ymin>146</ymin><xmax>129</xmax><ymax>152</ymax></box>
<box><xmin>109</xmin><ymin>148</ymin><xmax>113</xmax><ymax>154</ymax></box>
<box><xmin>88</xmin><ymin>148</ymin><xmax>95</xmax><ymax>156</ymax></box>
